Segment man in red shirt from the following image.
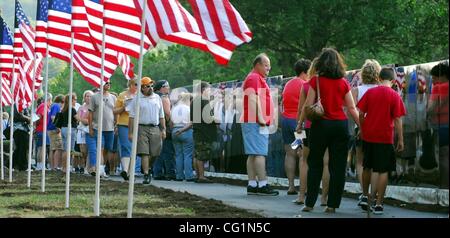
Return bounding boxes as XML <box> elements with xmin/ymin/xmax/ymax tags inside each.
<box><xmin>241</xmin><ymin>53</ymin><xmax>278</xmax><ymax>196</ymax></box>
<box><xmin>428</xmin><ymin>62</ymin><xmax>449</xmax><ymax>189</ymax></box>
<box><xmin>35</xmin><ymin>93</ymin><xmax>52</xmax><ymax>170</ymax></box>
<box><xmin>281</xmin><ymin>59</ymin><xmax>311</xmax><ymax>195</ymax></box>
<box><xmin>357</xmin><ymin>68</ymin><xmax>406</xmax><ymax>215</ymax></box>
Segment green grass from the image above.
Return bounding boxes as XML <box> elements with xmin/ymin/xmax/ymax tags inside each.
<box><xmin>0</xmin><ymin>171</ymin><xmax>261</xmax><ymax>218</ymax></box>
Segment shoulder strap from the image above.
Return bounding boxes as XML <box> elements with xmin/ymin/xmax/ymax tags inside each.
<box><xmin>316</xmin><ymin>75</ymin><xmax>321</xmax><ymax>101</ymax></box>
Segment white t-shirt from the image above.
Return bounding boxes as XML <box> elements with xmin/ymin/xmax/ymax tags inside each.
<box><xmin>128</xmin><ymin>93</ymin><xmax>164</xmax><ymax>125</ymax></box>
<box><xmin>171</xmin><ymin>103</ymin><xmax>190</xmax><ymax>127</ymax></box>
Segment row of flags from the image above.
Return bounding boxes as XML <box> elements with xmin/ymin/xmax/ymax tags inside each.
<box><xmin>0</xmin><ymin>0</ymin><xmax>253</xmax><ymax>111</ymax></box>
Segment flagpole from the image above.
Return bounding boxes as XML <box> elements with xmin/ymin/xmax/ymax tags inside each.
<box><xmin>65</xmin><ymin>31</ymin><xmax>74</xmax><ymax>208</ymax></box>
<box><xmin>94</xmin><ymin>9</ymin><xmax>107</xmax><ymax>217</ymax></box>
<box><xmin>27</xmin><ymin>43</ymin><xmax>39</xmax><ymax>188</ymax></box>
<box><xmin>0</xmin><ymin>62</ymin><xmax>4</xmax><ymax>181</ymax></box>
<box><xmin>127</xmin><ymin>0</ymin><xmax>147</xmax><ymax>218</ymax></box>
<box><xmin>41</xmin><ymin>47</ymin><xmax>49</xmax><ymax>193</ymax></box>
<box><xmin>0</xmin><ymin>74</ymin><xmax>3</xmax><ymax>181</ymax></box>
<box><xmin>9</xmin><ymin>59</ymin><xmax>16</xmax><ymax>183</ymax></box>
<box><xmin>0</xmin><ymin>10</ymin><xmax>2</xmax><ymax>181</ymax></box>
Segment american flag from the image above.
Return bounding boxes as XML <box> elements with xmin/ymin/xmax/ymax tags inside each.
<box><xmin>135</xmin><ymin>0</ymin><xmax>231</xmax><ymax>64</ymax></box>
<box><xmin>394</xmin><ymin>67</ymin><xmax>405</xmax><ymax>95</ymax></box>
<box><xmin>1</xmin><ymin>72</ymin><xmax>13</xmax><ymax>107</ymax></box>
<box><xmin>47</xmin><ymin>0</ymin><xmax>119</xmax><ymax>87</ymax></box>
<box><xmin>35</xmin><ymin>0</ymin><xmax>49</xmax><ymax>56</ymax></box>
<box><xmin>117</xmin><ymin>50</ymin><xmax>135</xmax><ymax>80</ymax></box>
<box><xmin>188</xmin><ymin>0</ymin><xmax>252</xmax><ymax>65</ymax></box>
<box><xmin>85</xmin><ymin>0</ymin><xmax>153</xmax><ymax>59</ymax></box>
<box><xmin>0</xmin><ymin>16</ymin><xmax>14</xmax><ymax>76</ymax></box>
<box><xmin>13</xmin><ymin>0</ymin><xmax>44</xmax><ymax>111</ymax></box>
<box><xmin>0</xmin><ymin>16</ymin><xmax>14</xmax><ymax>107</ymax></box>
<box><xmin>15</xmin><ymin>1</ymin><xmax>36</xmax><ymax>61</ymax></box>
<box><xmin>14</xmin><ymin>57</ymin><xmax>44</xmax><ymax>111</ymax></box>
<box><xmin>72</xmin><ymin>0</ymin><xmax>135</xmax><ymax>80</ymax></box>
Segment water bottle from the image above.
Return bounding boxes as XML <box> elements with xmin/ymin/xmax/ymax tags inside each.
<box><xmin>291</xmin><ymin>138</ymin><xmax>303</xmax><ymax>150</ymax></box>
<box><xmin>290</xmin><ymin>132</ymin><xmax>303</xmax><ymax>150</ymax></box>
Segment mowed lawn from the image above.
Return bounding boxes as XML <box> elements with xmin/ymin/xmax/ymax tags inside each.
<box><xmin>0</xmin><ymin>171</ymin><xmax>261</xmax><ymax>218</ymax></box>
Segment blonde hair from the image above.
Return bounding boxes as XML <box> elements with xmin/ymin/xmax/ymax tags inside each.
<box><xmin>82</xmin><ymin>90</ymin><xmax>93</xmax><ymax>103</ymax></box>
<box><xmin>307</xmin><ymin>57</ymin><xmax>318</xmax><ymax>79</ymax></box>
<box><xmin>127</xmin><ymin>79</ymin><xmax>136</xmax><ymax>87</ymax></box>
<box><xmin>361</xmin><ymin>59</ymin><xmax>381</xmax><ymax>84</ymax></box>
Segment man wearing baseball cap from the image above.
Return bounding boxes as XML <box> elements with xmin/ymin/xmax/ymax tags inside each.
<box><xmin>128</xmin><ymin>77</ymin><xmax>166</xmax><ymax>184</ymax></box>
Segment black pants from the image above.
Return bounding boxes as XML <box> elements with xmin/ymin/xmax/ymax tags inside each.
<box><xmin>305</xmin><ymin>120</ymin><xmax>349</xmax><ymax>208</ymax></box>
<box><xmin>13</xmin><ymin>129</ymin><xmax>30</xmax><ymax>171</ymax></box>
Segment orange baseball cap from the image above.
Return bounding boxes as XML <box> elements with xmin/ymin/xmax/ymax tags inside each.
<box><xmin>141</xmin><ymin>77</ymin><xmax>153</xmax><ymax>85</ymax></box>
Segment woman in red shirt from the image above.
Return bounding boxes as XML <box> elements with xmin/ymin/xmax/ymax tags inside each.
<box><xmin>298</xmin><ymin>48</ymin><xmax>360</xmax><ymax>213</ymax></box>
<box><xmin>294</xmin><ymin>58</ymin><xmax>330</xmax><ymax>207</ymax></box>
<box><xmin>282</xmin><ymin>58</ymin><xmax>311</xmax><ymax>195</ymax></box>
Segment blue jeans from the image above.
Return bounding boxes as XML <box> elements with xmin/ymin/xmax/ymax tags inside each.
<box><xmin>117</xmin><ymin>126</ymin><xmax>141</xmax><ymax>173</ymax></box>
<box><xmin>172</xmin><ymin>128</ymin><xmax>194</xmax><ymax>180</ymax></box>
<box><xmin>86</xmin><ymin>129</ymin><xmax>114</xmax><ymax>167</ymax></box>
<box><xmin>152</xmin><ymin>137</ymin><xmax>176</xmax><ymax>178</ymax></box>
<box><xmin>117</xmin><ymin>126</ymin><xmax>131</xmax><ymax>157</ymax></box>
<box><xmin>86</xmin><ymin>132</ymin><xmax>96</xmax><ymax>167</ymax></box>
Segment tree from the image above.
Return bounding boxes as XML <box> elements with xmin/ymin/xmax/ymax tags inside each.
<box><xmin>234</xmin><ymin>0</ymin><xmax>448</xmax><ymax>69</ymax></box>
<box><xmin>46</xmin><ymin>0</ymin><xmax>448</xmax><ymax>94</ymax></box>
<box><xmin>48</xmin><ymin>65</ymin><xmax>129</xmax><ymax>102</ymax></box>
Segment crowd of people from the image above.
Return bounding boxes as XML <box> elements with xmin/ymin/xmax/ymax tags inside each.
<box><xmin>1</xmin><ymin>48</ymin><xmax>448</xmax><ymax>215</ymax></box>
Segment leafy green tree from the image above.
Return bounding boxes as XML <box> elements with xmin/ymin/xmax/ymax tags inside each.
<box><xmin>48</xmin><ymin>65</ymin><xmax>129</xmax><ymax>102</ymax></box>
<box><xmin>44</xmin><ymin>0</ymin><xmax>449</xmax><ymax>95</ymax></box>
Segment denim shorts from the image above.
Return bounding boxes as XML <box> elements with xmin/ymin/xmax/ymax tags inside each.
<box><xmin>36</xmin><ymin>132</ymin><xmax>49</xmax><ymax>147</ymax></box>
<box><xmin>241</xmin><ymin>123</ymin><xmax>269</xmax><ymax>156</ymax></box>
<box><xmin>281</xmin><ymin>116</ymin><xmax>297</xmax><ymax>145</ymax></box>
<box><xmin>61</xmin><ymin>127</ymin><xmax>76</xmax><ymax>151</ymax></box>
<box><xmin>93</xmin><ymin>129</ymin><xmax>115</xmax><ymax>152</ymax></box>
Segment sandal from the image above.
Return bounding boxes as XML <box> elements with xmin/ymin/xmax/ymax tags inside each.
<box><xmin>324</xmin><ymin>207</ymin><xmax>335</xmax><ymax>213</ymax></box>
<box><xmin>301</xmin><ymin>206</ymin><xmax>313</xmax><ymax>212</ymax></box>
<box><xmin>287</xmin><ymin>190</ymin><xmax>298</xmax><ymax>195</ymax></box>
<box><xmin>292</xmin><ymin>199</ymin><xmax>304</xmax><ymax>205</ymax></box>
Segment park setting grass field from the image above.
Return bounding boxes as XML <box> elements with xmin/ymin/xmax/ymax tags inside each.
<box><xmin>0</xmin><ymin>171</ymin><xmax>262</xmax><ymax>218</ymax></box>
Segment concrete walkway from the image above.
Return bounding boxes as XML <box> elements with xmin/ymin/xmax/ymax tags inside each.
<box><xmin>108</xmin><ymin>176</ymin><xmax>447</xmax><ymax>218</ymax></box>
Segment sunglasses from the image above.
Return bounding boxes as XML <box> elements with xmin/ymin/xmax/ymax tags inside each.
<box><xmin>105</xmin><ymin>82</ymin><xmax>111</xmax><ymax>85</ymax></box>
<box><xmin>142</xmin><ymin>85</ymin><xmax>153</xmax><ymax>88</ymax></box>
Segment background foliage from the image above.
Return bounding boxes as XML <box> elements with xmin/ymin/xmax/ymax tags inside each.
<box><xmin>1</xmin><ymin>0</ymin><xmax>448</xmax><ymax>98</ymax></box>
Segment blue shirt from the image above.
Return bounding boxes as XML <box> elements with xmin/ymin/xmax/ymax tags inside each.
<box><xmin>47</xmin><ymin>103</ymin><xmax>61</xmax><ymax>130</ymax></box>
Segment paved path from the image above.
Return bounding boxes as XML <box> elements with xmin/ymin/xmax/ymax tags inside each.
<box><xmin>108</xmin><ymin>176</ymin><xmax>447</xmax><ymax>218</ymax></box>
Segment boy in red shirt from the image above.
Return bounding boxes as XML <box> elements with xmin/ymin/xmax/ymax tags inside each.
<box><xmin>357</xmin><ymin>67</ymin><xmax>406</xmax><ymax>215</ymax></box>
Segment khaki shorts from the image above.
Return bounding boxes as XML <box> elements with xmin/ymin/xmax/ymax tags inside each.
<box><xmin>137</xmin><ymin>125</ymin><xmax>162</xmax><ymax>157</ymax></box>
<box><xmin>48</xmin><ymin>130</ymin><xmax>63</xmax><ymax>151</ymax></box>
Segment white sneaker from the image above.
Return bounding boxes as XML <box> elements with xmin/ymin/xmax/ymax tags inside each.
<box><xmin>100</xmin><ymin>165</ymin><xmax>109</xmax><ymax>178</ymax></box>
<box><xmin>346</xmin><ymin>168</ymin><xmax>356</xmax><ymax>178</ymax></box>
